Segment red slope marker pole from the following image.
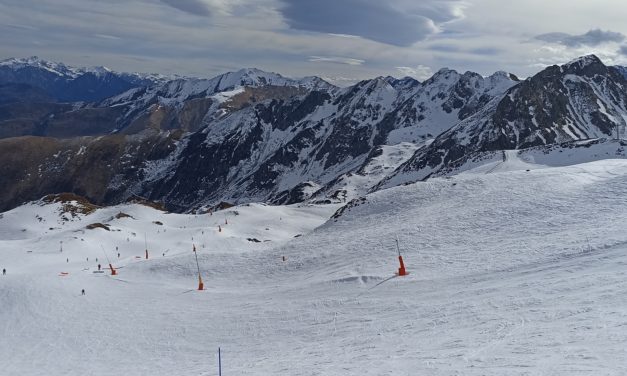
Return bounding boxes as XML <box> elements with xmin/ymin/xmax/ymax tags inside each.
<box><xmin>193</xmin><ymin>244</ymin><xmax>204</xmax><ymax>290</ymax></box>
<box><xmin>398</xmin><ymin>255</ymin><xmax>407</xmax><ymax>276</ymax></box>
<box><xmin>395</xmin><ymin>237</ymin><xmax>407</xmax><ymax>276</ymax></box>
<box><xmin>100</xmin><ymin>245</ymin><xmax>117</xmax><ymax>276</ymax></box>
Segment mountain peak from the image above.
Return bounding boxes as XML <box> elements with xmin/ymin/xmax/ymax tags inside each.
<box><xmin>566</xmin><ymin>54</ymin><xmax>603</xmax><ymax>67</ymax></box>
<box><xmin>210</xmin><ymin>68</ymin><xmax>334</xmax><ymax>91</ymax></box>
<box><xmin>1</xmin><ymin>56</ymin><xmax>43</xmax><ymax>65</ymax></box>
<box><xmin>424</xmin><ymin>67</ymin><xmax>460</xmax><ymax>84</ymax></box>
<box><xmin>233</xmin><ymin>67</ymin><xmax>271</xmax><ymax>77</ymax></box>
<box><xmin>383</xmin><ymin>76</ymin><xmax>420</xmax><ymax>89</ymax></box>
<box><xmin>489</xmin><ymin>70</ymin><xmax>519</xmax><ymax>81</ymax></box>
<box><xmin>88</xmin><ymin>66</ymin><xmax>113</xmax><ymax>76</ymax></box>
<box><xmin>0</xmin><ymin>56</ymin><xmax>81</xmax><ymax>78</ymax></box>
<box><xmin>562</xmin><ymin>54</ymin><xmax>607</xmax><ymax>77</ymax></box>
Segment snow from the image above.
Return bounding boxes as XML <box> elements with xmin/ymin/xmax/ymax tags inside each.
<box><xmin>458</xmin><ymin>149</ymin><xmax>538</xmax><ymax>175</ymax></box>
<box><xmin>423</xmin><ymin>139</ymin><xmax>626</xmax><ymax>179</ymax></box>
<box><xmin>3</xmin><ymin>159</ymin><xmax>627</xmax><ymax>374</ymax></box>
<box><xmin>0</xmin><ymin>56</ymin><xmax>81</xmax><ymax>78</ymax></box>
<box><xmin>315</xmin><ymin>142</ymin><xmax>421</xmax><ymax>201</ymax></box>
<box><xmin>0</xmin><ymin>56</ymin><xmax>176</xmax><ymax>84</ymax></box>
<box><xmin>520</xmin><ymin>139</ymin><xmax>626</xmax><ymax>167</ymax></box>
<box><xmin>210</xmin><ymin>87</ymin><xmax>245</xmax><ymax>104</ymax></box>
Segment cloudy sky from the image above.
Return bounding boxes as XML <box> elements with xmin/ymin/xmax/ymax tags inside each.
<box><xmin>1</xmin><ymin>0</ymin><xmax>627</xmax><ymax>85</ymax></box>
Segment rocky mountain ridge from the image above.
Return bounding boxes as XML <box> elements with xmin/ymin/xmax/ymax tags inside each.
<box><xmin>1</xmin><ymin>55</ymin><xmax>626</xmax><ymax>212</ymax></box>
<box><xmin>380</xmin><ymin>55</ymin><xmax>627</xmax><ymax>187</ymax></box>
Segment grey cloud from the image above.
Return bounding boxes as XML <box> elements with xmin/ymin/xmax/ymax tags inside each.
<box><xmin>469</xmin><ymin>47</ymin><xmax>502</xmax><ymax>56</ymax></box>
<box><xmin>158</xmin><ymin>0</ymin><xmax>212</xmax><ymax>17</ymax></box>
<box><xmin>535</xmin><ymin>29</ymin><xmax>625</xmax><ymax>47</ymax></box>
<box><xmin>428</xmin><ymin>44</ymin><xmax>501</xmax><ymax>56</ymax></box>
<box><xmin>279</xmin><ymin>0</ymin><xmax>465</xmax><ymax>46</ymax></box>
<box><xmin>2</xmin><ymin>23</ymin><xmax>39</xmax><ymax>31</ymax></box>
<box><xmin>308</xmin><ymin>56</ymin><xmax>365</xmax><ymax>65</ymax></box>
<box><xmin>429</xmin><ymin>44</ymin><xmax>461</xmax><ymax>53</ymax></box>
<box><xmin>619</xmin><ymin>45</ymin><xmax>627</xmax><ymax>56</ymax></box>
<box><xmin>93</xmin><ymin>34</ymin><xmax>122</xmax><ymax>40</ymax></box>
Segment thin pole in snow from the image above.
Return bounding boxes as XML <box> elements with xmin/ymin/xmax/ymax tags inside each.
<box><xmin>144</xmin><ymin>233</ymin><xmax>149</xmax><ymax>259</ymax></box>
<box><xmin>100</xmin><ymin>245</ymin><xmax>117</xmax><ymax>275</ymax></box>
<box><xmin>100</xmin><ymin>245</ymin><xmax>112</xmax><ymax>265</ymax></box>
<box><xmin>218</xmin><ymin>347</ymin><xmax>222</xmax><ymax>376</ymax></box>
<box><xmin>395</xmin><ymin>235</ymin><xmax>401</xmax><ymax>257</ymax></box>
<box><xmin>193</xmin><ymin>245</ymin><xmax>201</xmax><ymax>277</ymax></box>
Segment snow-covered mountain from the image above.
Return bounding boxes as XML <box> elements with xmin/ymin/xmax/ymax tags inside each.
<box><xmin>103</xmin><ymin>67</ymin><xmax>334</xmax><ymax>107</ymax></box>
<box><xmin>125</xmin><ymin>69</ymin><xmax>516</xmax><ymax>209</ymax></box>
<box><xmin>4</xmin><ymin>54</ymin><xmax>627</xmax><ymax>213</ymax></box>
<box><xmin>381</xmin><ymin>55</ymin><xmax>627</xmax><ymax>187</ymax></box>
<box><xmin>95</xmin><ymin>67</ymin><xmax>337</xmax><ymax>133</ymax></box>
<box><xmin>0</xmin><ymin>56</ymin><xmax>171</xmax><ymax>102</ymax></box>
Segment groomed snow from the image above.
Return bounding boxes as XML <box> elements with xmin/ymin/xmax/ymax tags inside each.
<box><xmin>2</xmin><ymin>159</ymin><xmax>627</xmax><ymax>375</ymax></box>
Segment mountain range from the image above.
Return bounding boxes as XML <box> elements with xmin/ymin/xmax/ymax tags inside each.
<box><xmin>1</xmin><ymin>54</ymin><xmax>626</xmax><ymax>212</ymax></box>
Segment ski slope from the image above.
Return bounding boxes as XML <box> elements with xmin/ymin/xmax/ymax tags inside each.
<box><xmin>2</xmin><ymin>159</ymin><xmax>627</xmax><ymax>375</ymax></box>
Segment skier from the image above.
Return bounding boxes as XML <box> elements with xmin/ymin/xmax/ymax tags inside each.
<box><xmin>2</xmin><ymin>268</ymin><xmax>5</xmax><ymax>275</ymax></box>
<box><xmin>98</xmin><ymin>264</ymin><xmax>101</xmax><ymax>271</ymax></box>
<box><xmin>117</xmin><ymin>253</ymin><xmax>120</xmax><ymax>258</ymax></box>
<box><xmin>66</xmin><ymin>258</ymin><xmax>69</xmax><ymax>263</ymax></box>
<box><xmin>81</xmin><ymin>289</ymin><xmax>85</xmax><ymax>296</ymax></box>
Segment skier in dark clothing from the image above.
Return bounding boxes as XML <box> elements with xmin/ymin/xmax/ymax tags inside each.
<box><xmin>98</xmin><ymin>264</ymin><xmax>101</xmax><ymax>271</ymax></box>
<box><xmin>81</xmin><ymin>289</ymin><xmax>85</xmax><ymax>296</ymax></box>
<box><xmin>2</xmin><ymin>268</ymin><xmax>5</xmax><ymax>275</ymax></box>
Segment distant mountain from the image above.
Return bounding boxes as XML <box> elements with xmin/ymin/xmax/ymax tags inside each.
<box><xmin>0</xmin><ymin>56</ymin><xmax>170</xmax><ymax>103</ymax></box>
<box><xmin>97</xmin><ymin>67</ymin><xmax>337</xmax><ymax>133</ymax></box>
<box><xmin>0</xmin><ymin>61</ymin><xmax>338</xmax><ymax>139</ymax></box>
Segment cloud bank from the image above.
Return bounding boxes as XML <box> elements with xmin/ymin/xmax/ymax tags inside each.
<box><xmin>158</xmin><ymin>0</ymin><xmax>213</xmax><ymax>17</ymax></box>
<box><xmin>279</xmin><ymin>0</ymin><xmax>466</xmax><ymax>46</ymax></box>
<box><xmin>535</xmin><ymin>29</ymin><xmax>625</xmax><ymax>47</ymax></box>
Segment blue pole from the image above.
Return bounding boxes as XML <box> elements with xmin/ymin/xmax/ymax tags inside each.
<box><xmin>218</xmin><ymin>347</ymin><xmax>221</xmax><ymax>376</ymax></box>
